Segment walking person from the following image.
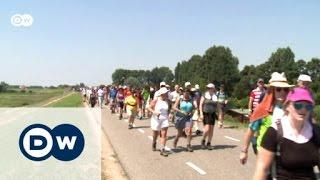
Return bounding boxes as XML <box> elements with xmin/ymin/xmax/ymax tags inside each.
<box><xmin>199</xmin><ymin>83</ymin><xmax>218</xmax><ymax>150</ymax></box>
<box><xmin>141</xmin><ymin>86</ymin><xmax>150</xmax><ymax>118</ymax></box>
<box><xmin>217</xmin><ymin>84</ymin><xmax>228</xmax><ymax>128</ymax></box>
<box><xmin>97</xmin><ymin>86</ymin><xmax>105</xmax><ymax>108</ymax></box>
<box><xmin>173</xmin><ymin>90</ymin><xmax>196</xmax><ymax>152</ymax></box>
<box><xmin>191</xmin><ymin>85</ymin><xmax>203</xmax><ymax>135</ymax></box>
<box><xmin>254</xmin><ymin>87</ymin><xmax>319</xmax><ymax>180</ymax></box>
<box><xmin>117</xmin><ymin>86</ymin><xmax>125</xmax><ymax>120</ymax></box>
<box><xmin>124</xmin><ymin>90</ymin><xmax>137</xmax><ymax>129</ymax></box>
<box><xmin>248</xmin><ymin>78</ymin><xmax>267</xmax><ymax>154</ymax></box>
<box><xmin>148</xmin><ymin>87</ymin><xmax>170</xmax><ymax>157</ymax></box>
<box><xmin>240</xmin><ymin>72</ymin><xmax>293</xmax><ymax>165</ymax></box>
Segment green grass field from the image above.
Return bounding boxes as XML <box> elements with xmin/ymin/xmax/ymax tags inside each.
<box><xmin>46</xmin><ymin>93</ymin><xmax>83</xmax><ymax>107</ymax></box>
<box><xmin>0</xmin><ymin>88</ymin><xmax>68</xmax><ymax>107</ymax></box>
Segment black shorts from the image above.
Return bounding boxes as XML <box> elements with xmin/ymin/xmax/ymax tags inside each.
<box><xmin>118</xmin><ymin>101</ymin><xmax>124</xmax><ymax>109</ymax></box>
<box><xmin>203</xmin><ymin>112</ymin><xmax>217</xmax><ymax>126</ymax></box>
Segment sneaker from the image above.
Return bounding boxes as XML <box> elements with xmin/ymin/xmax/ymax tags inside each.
<box><xmin>187</xmin><ymin>144</ymin><xmax>193</xmax><ymax>152</ymax></box>
<box><xmin>152</xmin><ymin>142</ymin><xmax>156</xmax><ymax>151</ymax></box>
<box><xmin>139</xmin><ymin>116</ymin><xmax>143</xmax><ymax>120</ymax></box>
<box><xmin>128</xmin><ymin>124</ymin><xmax>133</xmax><ymax>129</ymax></box>
<box><xmin>160</xmin><ymin>149</ymin><xmax>168</xmax><ymax>157</ymax></box>
<box><xmin>207</xmin><ymin>142</ymin><xmax>213</xmax><ymax>150</ymax></box>
<box><xmin>201</xmin><ymin>140</ymin><xmax>206</xmax><ymax>149</ymax></box>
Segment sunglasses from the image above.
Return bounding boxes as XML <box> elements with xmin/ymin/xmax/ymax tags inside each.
<box><xmin>275</xmin><ymin>87</ymin><xmax>289</xmax><ymax>93</ymax></box>
<box><xmin>293</xmin><ymin>102</ymin><xmax>313</xmax><ymax>111</ymax></box>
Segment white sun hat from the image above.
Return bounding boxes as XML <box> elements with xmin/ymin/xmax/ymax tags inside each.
<box><xmin>268</xmin><ymin>72</ymin><xmax>294</xmax><ymax>88</ymax></box>
<box><xmin>160</xmin><ymin>82</ymin><xmax>166</xmax><ymax>87</ymax></box>
<box><xmin>297</xmin><ymin>74</ymin><xmax>312</xmax><ymax>82</ymax></box>
<box><xmin>184</xmin><ymin>82</ymin><xmax>191</xmax><ymax>87</ymax></box>
<box><xmin>206</xmin><ymin>83</ymin><xmax>215</xmax><ymax>88</ymax></box>
<box><xmin>157</xmin><ymin>87</ymin><xmax>169</xmax><ymax>96</ymax></box>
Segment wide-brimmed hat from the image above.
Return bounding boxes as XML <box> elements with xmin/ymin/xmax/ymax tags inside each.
<box><xmin>206</xmin><ymin>83</ymin><xmax>215</xmax><ymax>88</ymax></box>
<box><xmin>157</xmin><ymin>87</ymin><xmax>169</xmax><ymax>96</ymax></box>
<box><xmin>268</xmin><ymin>72</ymin><xmax>294</xmax><ymax>88</ymax></box>
<box><xmin>286</xmin><ymin>87</ymin><xmax>314</xmax><ymax>104</ymax></box>
<box><xmin>297</xmin><ymin>74</ymin><xmax>312</xmax><ymax>82</ymax></box>
<box><xmin>195</xmin><ymin>84</ymin><xmax>200</xmax><ymax>90</ymax></box>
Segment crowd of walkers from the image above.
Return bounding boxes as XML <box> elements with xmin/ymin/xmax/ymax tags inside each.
<box><xmin>81</xmin><ymin>72</ymin><xmax>319</xmax><ymax>179</ymax></box>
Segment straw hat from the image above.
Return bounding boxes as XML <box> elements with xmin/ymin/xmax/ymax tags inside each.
<box><xmin>268</xmin><ymin>72</ymin><xmax>293</xmax><ymax>88</ymax></box>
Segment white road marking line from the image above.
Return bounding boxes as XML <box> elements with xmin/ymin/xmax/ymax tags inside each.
<box><xmin>186</xmin><ymin>162</ymin><xmax>207</xmax><ymax>175</ymax></box>
<box><xmin>124</xmin><ymin>119</ymin><xmax>128</xmax><ymax>122</ymax></box>
<box><xmin>137</xmin><ymin>129</ymin><xmax>145</xmax><ymax>134</ymax></box>
<box><xmin>224</xmin><ymin>136</ymin><xmax>240</xmax><ymax>142</ymax></box>
<box><xmin>148</xmin><ymin>136</ymin><xmax>153</xmax><ymax>141</ymax></box>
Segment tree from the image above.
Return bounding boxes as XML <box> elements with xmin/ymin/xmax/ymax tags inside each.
<box><xmin>0</xmin><ymin>81</ymin><xmax>9</xmax><ymax>92</ymax></box>
<box><xmin>202</xmin><ymin>45</ymin><xmax>240</xmax><ymax>92</ymax></box>
<box><xmin>125</xmin><ymin>76</ymin><xmax>141</xmax><ymax>89</ymax></box>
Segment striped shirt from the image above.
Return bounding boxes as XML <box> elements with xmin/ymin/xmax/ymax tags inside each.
<box><xmin>250</xmin><ymin>88</ymin><xmax>265</xmax><ymax>110</ymax></box>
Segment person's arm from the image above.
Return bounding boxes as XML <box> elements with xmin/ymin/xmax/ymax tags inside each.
<box><xmin>199</xmin><ymin>96</ymin><xmax>204</xmax><ymax>121</ymax></box>
<box><xmin>239</xmin><ymin>128</ymin><xmax>255</xmax><ymax>164</ymax></box>
<box><xmin>147</xmin><ymin>99</ymin><xmax>159</xmax><ymax>116</ymax></box>
<box><xmin>253</xmin><ymin>148</ymin><xmax>275</xmax><ymax>180</ymax></box>
<box><xmin>173</xmin><ymin>97</ymin><xmax>185</xmax><ymax>115</ymax></box>
<box><xmin>248</xmin><ymin>97</ymin><xmax>254</xmax><ymax>115</ymax></box>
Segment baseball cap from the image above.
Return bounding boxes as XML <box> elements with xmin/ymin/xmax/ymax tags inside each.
<box><xmin>160</xmin><ymin>82</ymin><xmax>166</xmax><ymax>87</ymax></box>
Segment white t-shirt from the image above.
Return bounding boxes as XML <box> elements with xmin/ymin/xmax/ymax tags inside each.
<box><xmin>170</xmin><ymin>91</ymin><xmax>180</xmax><ymax>102</ymax></box>
<box><xmin>97</xmin><ymin>89</ymin><xmax>104</xmax><ymax>97</ymax></box>
<box><xmin>152</xmin><ymin>100</ymin><xmax>169</xmax><ymax>121</ymax></box>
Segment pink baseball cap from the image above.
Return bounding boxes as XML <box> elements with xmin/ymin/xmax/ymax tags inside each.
<box><xmin>286</xmin><ymin>87</ymin><xmax>314</xmax><ymax>104</ymax></box>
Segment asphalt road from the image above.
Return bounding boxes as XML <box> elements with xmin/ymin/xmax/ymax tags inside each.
<box><xmin>101</xmin><ymin>108</ymin><xmax>256</xmax><ymax>180</ymax></box>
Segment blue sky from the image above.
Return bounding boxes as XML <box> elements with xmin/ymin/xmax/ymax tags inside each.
<box><xmin>0</xmin><ymin>1</ymin><xmax>319</xmax><ymax>86</ymax></box>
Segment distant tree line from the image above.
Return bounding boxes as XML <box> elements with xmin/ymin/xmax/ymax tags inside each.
<box><xmin>111</xmin><ymin>45</ymin><xmax>320</xmax><ymax>104</ymax></box>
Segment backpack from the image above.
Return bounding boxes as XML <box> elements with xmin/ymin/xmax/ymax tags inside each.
<box><xmin>203</xmin><ymin>93</ymin><xmax>217</xmax><ymax>114</ymax></box>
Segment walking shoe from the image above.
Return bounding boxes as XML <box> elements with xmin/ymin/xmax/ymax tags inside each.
<box><xmin>139</xmin><ymin>116</ymin><xmax>143</xmax><ymax>120</ymax></box>
<box><xmin>201</xmin><ymin>140</ymin><xmax>206</xmax><ymax>149</ymax></box>
<box><xmin>152</xmin><ymin>142</ymin><xmax>156</xmax><ymax>151</ymax></box>
<box><xmin>119</xmin><ymin>114</ymin><xmax>123</xmax><ymax>120</ymax></box>
<box><xmin>207</xmin><ymin>142</ymin><xmax>213</xmax><ymax>150</ymax></box>
<box><xmin>128</xmin><ymin>124</ymin><xmax>133</xmax><ymax>129</ymax></box>
<box><xmin>160</xmin><ymin>149</ymin><xmax>168</xmax><ymax>157</ymax></box>
<box><xmin>186</xmin><ymin>144</ymin><xmax>193</xmax><ymax>152</ymax></box>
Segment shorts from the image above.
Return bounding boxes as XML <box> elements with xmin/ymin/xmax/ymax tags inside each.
<box><xmin>203</xmin><ymin>112</ymin><xmax>217</xmax><ymax>126</ymax></box>
<box><xmin>118</xmin><ymin>101</ymin><xmax>124</xmax><ymax>109</ymax></box>
<box><xmin>151</xmin><ymin>117</ymin><xmax>169</xmax><ymax>131</ymax></box>
<box><xmin>175</xmin><ymin>115</ymin><xmax>193</xmax><ymax>130</ymax></box>
<box><xmin>126</xmin><ymin>107</ymin><xmax>137</xmax><ymax>117</ymax></box>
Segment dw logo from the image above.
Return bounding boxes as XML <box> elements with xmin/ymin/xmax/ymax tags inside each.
<box><xmin>19</xmin><ymin>124</ymin><xmax>85</xmax><ymax>161</ymax></box>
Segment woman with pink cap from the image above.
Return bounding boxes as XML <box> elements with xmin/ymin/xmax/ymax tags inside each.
<box><xmin>254</xmin><ymin>87</ymin><xmax>320</xmax><ymax>179</ymax></box>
